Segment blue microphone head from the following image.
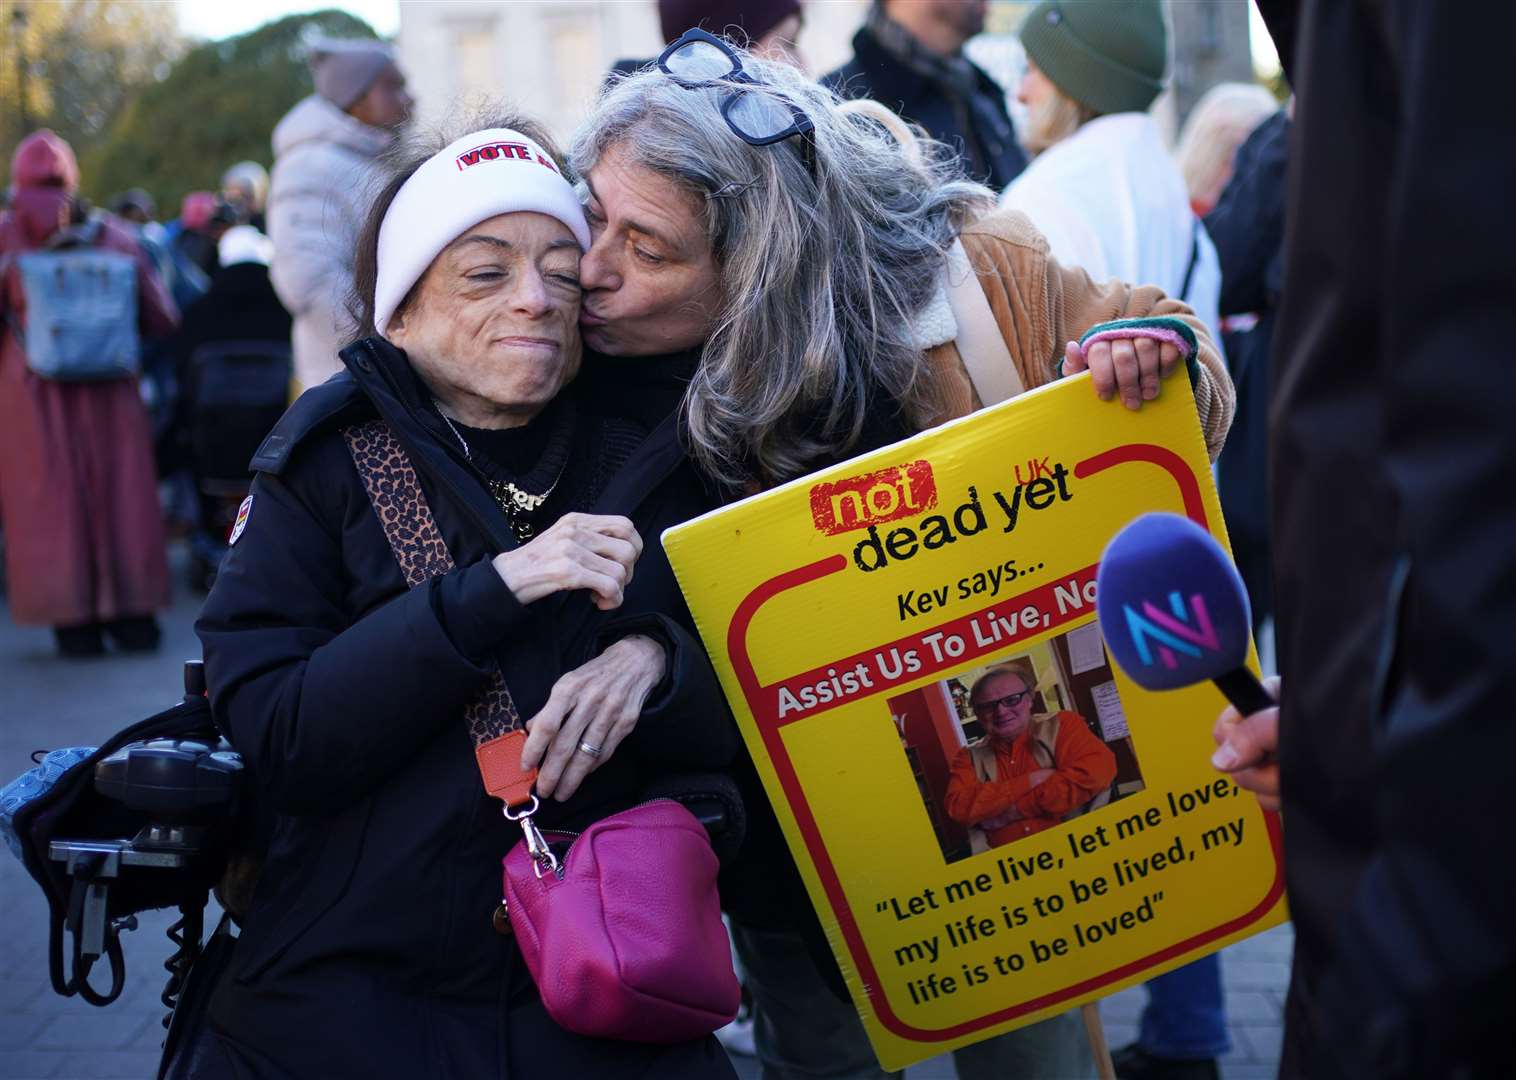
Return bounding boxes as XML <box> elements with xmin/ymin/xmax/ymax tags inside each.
<box><xmin>1095</xmin><ymin>513</ymin><xmax>1253</xmax><ymax>691</ymax></box>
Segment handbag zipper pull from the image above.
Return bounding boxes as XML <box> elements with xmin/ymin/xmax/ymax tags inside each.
<box><xmin>504</xmin><ymin>796</ymin><xmax>560</xmax><ymax>879</ymax></box>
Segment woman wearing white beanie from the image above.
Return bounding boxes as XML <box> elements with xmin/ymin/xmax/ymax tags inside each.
<box><xmin>191</xmin><ymin>112</ymin><xmax>739</xmax><ymax>1078</ymax></box>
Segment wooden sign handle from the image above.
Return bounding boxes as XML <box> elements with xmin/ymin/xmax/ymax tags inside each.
<box><xmin>1082</xmin><ymin>1001</ymin><xmax>1116</xmax><ymax>1080</ymax></box>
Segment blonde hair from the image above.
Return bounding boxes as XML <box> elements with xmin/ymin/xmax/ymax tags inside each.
<box><xmin>1022</xmin><ymin>85</ymin><xmax>1098</xmax><ymax>156</ymax></box>
<box><xmin>1175</xmin><ymin>82</ymin><xmax>1279</xmax><ymax>212</ymax></box>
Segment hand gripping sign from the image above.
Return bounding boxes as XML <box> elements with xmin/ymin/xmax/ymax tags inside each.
<box><xmin>664</xmin><ymin>375</ymin><xmax>1286</xmax><ymax>1070</ymax></box>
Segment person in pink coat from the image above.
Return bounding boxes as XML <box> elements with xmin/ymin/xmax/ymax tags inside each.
<box><xmin>0</xmin><ymin>130</ymin><xmax>179</xmax><ymax>655</ymax></box>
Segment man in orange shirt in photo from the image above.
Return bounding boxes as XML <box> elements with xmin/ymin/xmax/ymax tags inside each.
<box><xmin>946</xmin><ymin>667</ymin><xmax>1117</xmax><ymax>848</ymax></box>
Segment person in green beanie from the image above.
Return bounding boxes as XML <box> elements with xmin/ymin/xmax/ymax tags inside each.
<box><xmin>1002</xmin><ymin>0</ymin><xmax>1223</xmax><ymax>419</ymax></box>
<box><xmin>1005</xmin><ymin>6</ymin><xmax>1232</xmax><ymax>1080</ymax></box>
<box><xmin>1015</xmin><ymin>0</ymin><xmax>1167</xmax><ymax>150</ymax></box>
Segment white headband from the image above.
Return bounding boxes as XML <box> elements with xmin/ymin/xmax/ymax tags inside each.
<box><xmin>373</xmin><ymin>127</ymin><xmax>592</xmax><ymax>336</ymax></box>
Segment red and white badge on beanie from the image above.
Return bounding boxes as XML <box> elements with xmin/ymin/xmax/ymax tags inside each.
<box><xmin>372</xmin><ymin>128</ymin><xmax>591</xmax><ymax>336</ymax></box>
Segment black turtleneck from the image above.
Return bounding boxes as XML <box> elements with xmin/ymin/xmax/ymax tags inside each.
<box><xmin>576</xmin><ymin>347</ymin><xmax>701</xmax><ymax>432</ymax></box>
<box><xmin>450</xmin><ymin>394</ymin><xmax>568</xmax><ymax>481</ymax></box>
<box><xmin>441</xmin><ymin>391</ymin><xmax>645</xmax><ymax>537</ymax></box>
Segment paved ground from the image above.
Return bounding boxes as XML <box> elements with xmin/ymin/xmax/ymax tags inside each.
<box><xmin>1</xmin><ymin>549</ymin><xmax>1287</xmax><ymax>1079</ymax></box>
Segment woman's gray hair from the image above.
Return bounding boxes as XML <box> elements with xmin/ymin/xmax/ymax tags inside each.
<box><xmin>571</xmin><ymin>53</ymin><xmax>995</xmax><ymax>487</ymax></box>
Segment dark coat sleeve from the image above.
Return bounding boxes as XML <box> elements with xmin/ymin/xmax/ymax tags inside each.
<box><xmin>575</xmin><ymin>438</ymin><xmax>739</xmax><ymax>774</ymax></box>
<box><xmin>1252</xmin><ymin>0</ymin><xmax>1300</xmax><ymax>86</ymax></box>
<box><xmin>1306</xmin><ymin>1</ymin><xmax>1516</xmax><ymax>1065</ymax></box>
<box><xmin>594</xmin><ymin>610</ymin><xmax>738</xmax><ymax>771</ymax></box>
<box><xmin>1204</xmin><ymin>110</ymin><xmax>1289</xmax><ymax>319</ymax></box>
<box><xmin>196</xmin><ymin>446</ymin><xmax>531</xmax><ymax>816</ymax></box>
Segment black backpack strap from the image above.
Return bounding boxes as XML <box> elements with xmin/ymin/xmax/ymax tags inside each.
<box><xmin>1179</xmin><ymin>217</ymin><xmax>1203</xmax><ymax>305</ymax></box>
<box><xmin>0</xmin><ymin>250</ymin><xmax>23</xmax><ymax>345</ymax></box>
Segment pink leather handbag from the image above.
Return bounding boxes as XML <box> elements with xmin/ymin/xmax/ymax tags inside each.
<box><xmin>503</xmin><ymin>798</ymin><xmax>741</xmax><ymax>1044</ymax></box>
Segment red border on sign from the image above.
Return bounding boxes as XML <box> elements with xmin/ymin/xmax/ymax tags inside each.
<box><xmin>726</xmin><ymin>443</ymin><xmax>1286</xmax><ymax>1042</ymax></box>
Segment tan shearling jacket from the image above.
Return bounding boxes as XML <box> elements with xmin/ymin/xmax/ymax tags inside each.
<box><xmin>926</xmin><ymin>208</ymin><xmax>1234</xmax><ymax>460</ymax></box>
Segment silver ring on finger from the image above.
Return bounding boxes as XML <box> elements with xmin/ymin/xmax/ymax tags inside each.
<box><xmin>578</xmin><ymin>740</ymin><xmax>603</xmax><ymax>758</ymax></box>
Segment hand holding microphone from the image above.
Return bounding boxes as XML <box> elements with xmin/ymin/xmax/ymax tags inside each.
<box><xmin>1212</xmin><ymin>676</ymin><xmax>1281</xmax><ymax>811</ymax></box>
<box><xmin>1095</xmin><ymin>513</ymin><xmax>1280</xmax><ymax>810</ymax></box>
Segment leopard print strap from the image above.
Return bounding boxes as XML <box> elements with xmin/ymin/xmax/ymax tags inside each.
<box><xmin>342</xmin><ymin>420</ymin><xmax>521</xmax><ymax>744</ymax></box>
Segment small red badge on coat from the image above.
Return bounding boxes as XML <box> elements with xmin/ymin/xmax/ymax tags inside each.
<box><xmin>228</xmin><ymin>495</ymin><xmax>253</xmax><ymax>546</ymax></box>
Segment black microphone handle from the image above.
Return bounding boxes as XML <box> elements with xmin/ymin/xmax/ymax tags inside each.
<box><xmin>1212</xmin><ymin>667</ymin><xmax>1276</xmax><ymax>716</ymax></box>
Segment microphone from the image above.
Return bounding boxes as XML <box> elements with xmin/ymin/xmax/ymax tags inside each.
<box><xmin>1095</xmin><ymin>513</ymin><xmax>1276</xmax><ymax>716</ymax></box>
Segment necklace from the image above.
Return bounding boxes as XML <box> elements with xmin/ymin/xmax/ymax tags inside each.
<box><xmin>434</xmin><ymin>400</ymin><xmax>569</xmax><ymax>543</ymax></box>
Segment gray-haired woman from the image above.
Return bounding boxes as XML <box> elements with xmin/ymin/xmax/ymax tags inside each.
<box><xmin>569</xmin><ymin>29</ymin><xmax>1236</xmax><ymax>1080</ymax></box>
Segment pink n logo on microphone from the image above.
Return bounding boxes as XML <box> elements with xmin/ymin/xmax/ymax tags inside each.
<box><xmin>1121</xmin><ymin>591</ymin><xmax>1221</xmax><ymax>670</ymax></box>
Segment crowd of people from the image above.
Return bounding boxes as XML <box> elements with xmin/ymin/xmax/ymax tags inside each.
<box><xmin>0</xmin><ymin>34</ymin><xmax>409</xmax><ymax>641</ymax></box>
<box><xmin>3</xmin><ymin>0</ymin><xmax>1507</xmax><ymax>1078</ymax></box>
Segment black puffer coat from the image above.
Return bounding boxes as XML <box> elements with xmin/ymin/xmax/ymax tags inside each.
<box><xmin>193</xmin><ymin>336</ymin><xmax>738</xmax><ymax>1079</ymax></box>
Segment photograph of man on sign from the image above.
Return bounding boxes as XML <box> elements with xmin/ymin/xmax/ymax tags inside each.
<box><xmin>949</xmin><ymin>667</ymin><xmax>1117</xmax><ymax>850</ymax></box>
<box><xmin>889</xmin><ymin>627</ymin><xmax>1147</xmax><ymax>863</ymax></box>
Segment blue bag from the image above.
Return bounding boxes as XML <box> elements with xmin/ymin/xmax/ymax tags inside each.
<box><xmin>0</xmin><ymin>747</ymin><xmax>95</xmax><ymax>861</ymax></box>
<box><xmin>3</xmin><ymin>219</ymin><xmax>141</xmax><ymax>381</ymax></box>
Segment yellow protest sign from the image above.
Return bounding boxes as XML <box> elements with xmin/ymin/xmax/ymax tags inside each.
<box><xmin>664</xmin><ymin>374</ymin><xmax>1286</xmax><ymax>1070</ymax></box>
